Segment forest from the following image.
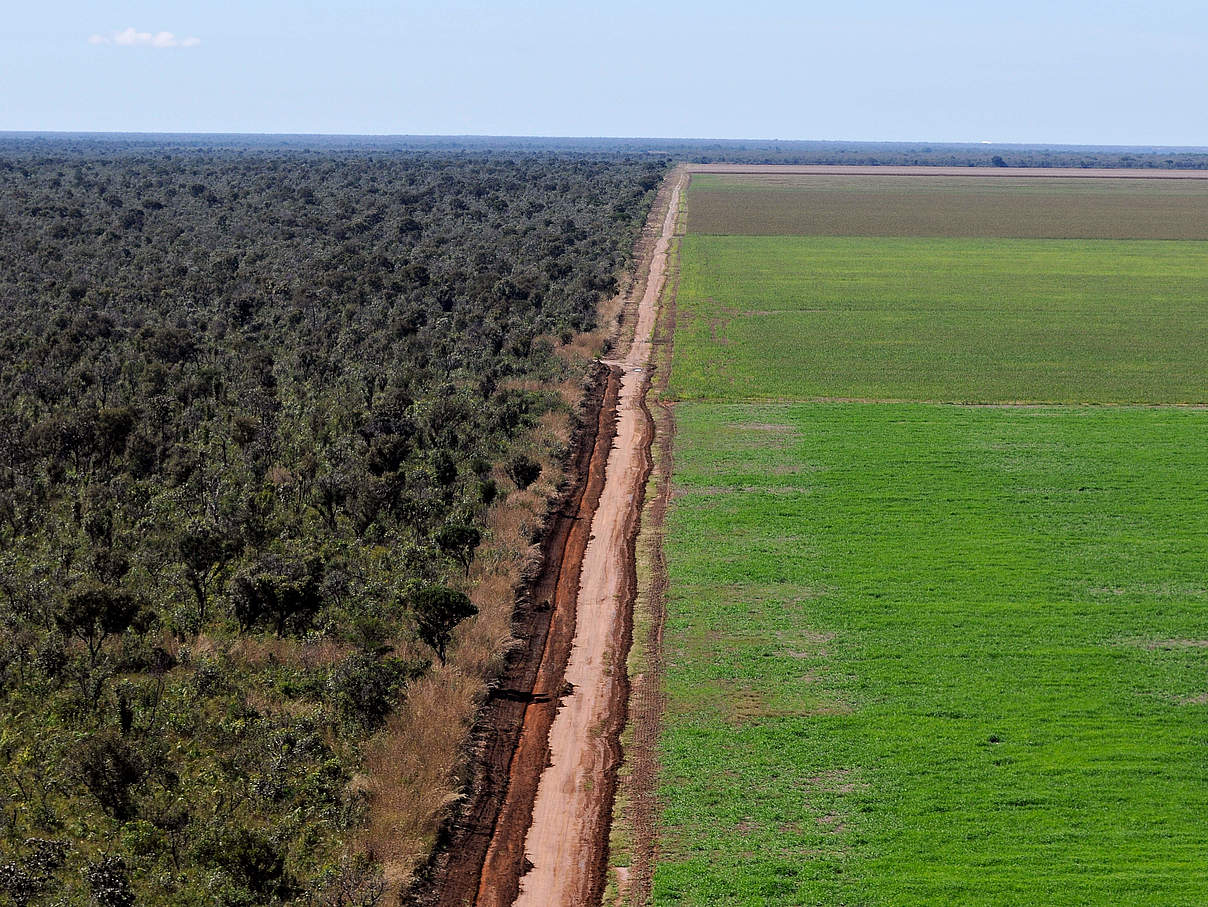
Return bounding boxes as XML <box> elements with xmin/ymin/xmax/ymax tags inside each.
<box><xmin>10</xmin><ymin>133</ymin><xmax>1205</xmax><ymax>169</ymax></box>
<box><xmin>0</xmin><ymin>142</ymin><xmax>664</xmax><ymax>905</ymax></box>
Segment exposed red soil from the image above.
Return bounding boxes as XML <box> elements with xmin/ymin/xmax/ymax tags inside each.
<box><xmin>421</xmin><ymin>169</ymin><xmax>684</xmax><ymax>907</ymax></box>
<box><xmin>512</xmin><ymin>170</ymin><xmax>684</xmax><ymax>906</ymax></box>
<box><xmin>514</xmin><ymin>364</ymin><xmax>652</xmax><ymax>906</ymax></box>
<box><xmin>427</xmin><ymin>362</ymin><xmax>619</xmax><ymax>907</ymax></box>
<box><xmin>474</xmin><ymin>363</ymin><xmax>623</xmax><ymax>907</ymax></box>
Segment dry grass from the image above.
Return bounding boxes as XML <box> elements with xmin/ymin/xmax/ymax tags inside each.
<box><xmin>359</xmin><ymin>417</ymin><xmax>563</xmax><ymax>889</ymax></box>
<box><xmin>355</xmin><ymin>170</ymin><xmax>676</xmax><ymax>895</ymax></box>
<box><xmin>227</xmin><ymin>635</ymin><xmax>353</xmax><ymax>668</ymax></box>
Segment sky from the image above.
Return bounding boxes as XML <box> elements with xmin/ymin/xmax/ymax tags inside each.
<box><xmin>3</xmin><ymin>0</ymin><xmax>1208</xmax><ymax>145</ymax></box>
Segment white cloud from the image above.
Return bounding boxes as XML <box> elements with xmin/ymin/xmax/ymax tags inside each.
<box><xmin>89</xmin><ymin>27</ymin><xmax>201</xmax><ymax>48</ymax></box>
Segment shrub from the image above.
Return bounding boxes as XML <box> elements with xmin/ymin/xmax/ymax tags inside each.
<box><xmin>83</xmin><ymin>856</ymin><xmax>134</xmax><ymax>907</ymax></box>
<box><xmin>409</xmin><ymin>586</ymin><xmax>477</xmax><ymax>665</ymax></box>
<box><xmin>71</xmin><ymin>730</ymin><xmax>145</xmax><ymax>821</ymax></box>
<box><xmin>328</xmin><ymin>654</ymin><xmax>419</xmax><ymax>730</ymax></box>
<box><xmin>506</xmin><ymin>453</ymin><xmax>542</xmax><ymax>490</ymax></box>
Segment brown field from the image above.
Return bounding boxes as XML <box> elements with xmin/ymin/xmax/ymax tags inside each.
<box><xmin>687</xmin><ymin>171</ymin><xmax>1208</xmax><ymax>239</ymax></box>
<box><xmin>687</xmin><ymin>164</ymin><xmax>1208</xmax><ymax>179</ymax></box>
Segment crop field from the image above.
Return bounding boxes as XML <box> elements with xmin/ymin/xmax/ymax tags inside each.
<box><xmin>656</xmin><ymin>404</ymin><xmax>1208</xmax><ymax>904</ymax></box>
<box><xmin>687</xmin><ymin>171</ymin><xmax>1208</xmax><ymax>239</ymax></box>
<box><xmin>669</xmin><ymin>235</ymin><xmax>1208</xmax><ymax>404</ymax></box>
<box><xmin>653</xmin><ymin>171</ymin><xmax>1208</xmax><ymax>904</ymax></box>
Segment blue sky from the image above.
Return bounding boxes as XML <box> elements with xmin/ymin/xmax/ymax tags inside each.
<box><xmin>3</xmin><ymin>0</ymin><xmax>1207</xmax><ymax>144</ymax></box>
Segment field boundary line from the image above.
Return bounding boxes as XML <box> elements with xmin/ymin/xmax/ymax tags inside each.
<box><xmin>685</xmin><ymin>163</ymin><xmax>1208</xmax><ymax>180</ymax></box>
<box><xmin>608</xmin><ymin>200</ymin><xmax>683</xmax><ymax>905</ymax></box>
<box><xmin>670</xmin><ymin>396</ymin><xmax>1208</xmax><ymax>408</ymax></box>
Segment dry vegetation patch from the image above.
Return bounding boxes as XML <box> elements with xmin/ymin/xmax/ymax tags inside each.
<box><xmin>688</xmin><ymin>171</ymin><xmax>1208</xmax><ymax>239</ymax></box>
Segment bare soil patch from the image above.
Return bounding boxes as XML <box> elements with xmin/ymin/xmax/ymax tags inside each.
<box><xmin>513</xmin><ymin>168</ymin><xmax>686</xmax><ymax>907</ymax></box>
<box><xmin>424</xmin><ymin>169</ymin><xmax>685</xmax><ymax>907</ymax></box>
<box><xmin>687</xmin><ymin>164</ymin><xmax>1208</xmax><ymax>180</ymax></box>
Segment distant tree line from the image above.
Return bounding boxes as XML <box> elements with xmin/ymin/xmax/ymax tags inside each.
<box><xmin>5</xmin><ymin>133</ymin><xmax>1205</xmax><ymax>169</ymax></box>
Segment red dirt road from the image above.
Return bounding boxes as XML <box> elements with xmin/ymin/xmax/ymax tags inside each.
<box><xmin>431</xmin><ymin>362</ymin><xmax>618</xmax><ymax>907</ymax></box>
<box><xmin>512</xmin><ymin>170</ymin><xmax>684</xmax><ymax>905</ymax></box>
<box><xmin>428</xmin><ymin>168</ymin><xmax>685</xmax><ymax>907</ymax></box>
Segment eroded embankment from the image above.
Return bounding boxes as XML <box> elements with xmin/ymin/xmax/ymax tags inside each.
<box><xmin>512</xmin><ymin>171</ymin><xmax>684</xmax><ymax>905</ymax></box>
<box><xmin>423</xmin><ymin>169</ymin><xmax>684</xmax><ymax>907</ymax></box>
<box><xmin>429</xmin><ymin>362</ymin><xmax>620</xmax><ymax>907</ymax></box>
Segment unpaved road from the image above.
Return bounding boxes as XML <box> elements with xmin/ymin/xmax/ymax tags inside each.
<box><xmin>512</xmin><ymin>170</ymin><xmax>684</xmax><ymax>906</ymax></box>
<box><xmin>434</xmin><ymin>363</ymin><xmax>618</xmax><ymax>907</ymax></box>
<box><xmin>429</xmin><ymin>168</ymin><xmax>685</xmax><ymax>907</ymax></box>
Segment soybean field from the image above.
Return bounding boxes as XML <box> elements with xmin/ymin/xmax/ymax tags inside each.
<box><xmin>652</xmin><ymin>168</ymin><xmax>1208</xmax><ymax>904</ymax></box>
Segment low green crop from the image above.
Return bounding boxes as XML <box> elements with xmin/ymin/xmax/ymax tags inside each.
<box><xmin>669</xmin><ymin>235</ymin><xmax>1208</xmax><ymax>405</ymax></box>
<box><xmin>656</xmin><ymin>403</ymin><xmax>1208</xmax><ymax>905</ymax></box>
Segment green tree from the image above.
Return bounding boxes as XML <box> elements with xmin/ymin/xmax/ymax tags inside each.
<box><xmin>178</xmin><ymin>525</ymin><xmax>233</xmax><ymax>627</ymax></box>
<box><xmin>435</xmin><ymin>523</ymin><xmax>481</xmax><ymax>573</ymax></box>
<box><xmin>230</xmin><ymin>554</ymin><xmax>324</xmax><ymax>637</ymax></box>
<box><xmin>54</xmin><ymin>586</ymin><xmax>140</xmax><ymax>667</ymax></box>
<box><xmin>410</xmin><ymin>586</ymin><xmax>477</xmax><ymax>665</ymax></box>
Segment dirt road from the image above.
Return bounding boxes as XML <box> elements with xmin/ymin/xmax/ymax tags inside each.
<box><xmin>432</xmin><ymin>361</ymin><xmax>618</xmax><ymax>907</ymax></box>
<box><xmin>427</xmin><ymin>168</ymin><xmax>684</xmax><ymax>907</ymax></box>
<box><xmin>511</xmin><ymin>170</ymin><xmax>683</xmax><ymax>905</ymax></box>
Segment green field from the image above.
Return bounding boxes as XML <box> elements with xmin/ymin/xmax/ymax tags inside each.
<box><xmin>656</xmin><ymin>404</ymin><xmax>1208</xmax><ymax>904</ymax></box>
<box><xmin>652</xmin><ymin>172</ymin><xmax>1208</xmax><ymax>905</ymax></box>
<box><xmin>670</xmin><ymin>235</ymin><xmax>1208</xmax><ymax>404</ymax></box>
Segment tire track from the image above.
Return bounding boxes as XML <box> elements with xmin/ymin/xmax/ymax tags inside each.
<box><xmin>426</xmin><ymin>168</ymin><xmax>685</xmax><ymax>907</ymax></box>
<box><xmin>512</xmin><ymin>169</ymin><xmax>684</xmax><ymax>906</ymax></box>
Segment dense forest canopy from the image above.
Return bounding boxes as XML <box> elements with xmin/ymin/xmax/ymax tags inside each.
<box><xmin>0</xmin><ymin>143</ymin><xmax>664</xmax><ymax>905</ymax></box>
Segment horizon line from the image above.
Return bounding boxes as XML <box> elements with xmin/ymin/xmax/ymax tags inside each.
<box><xmin>2</xmin><ymin>130</ymin><xmax>1208</xmax><ymax>153</ymax></box>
